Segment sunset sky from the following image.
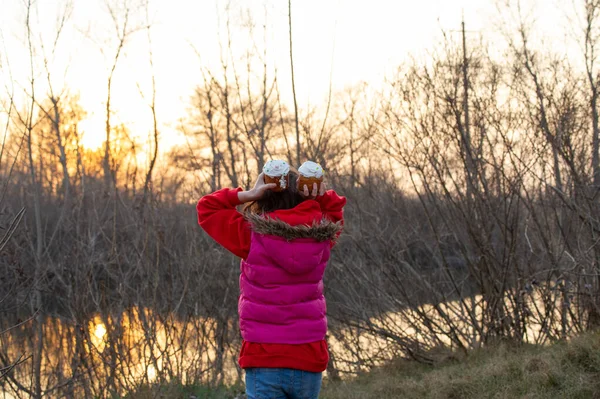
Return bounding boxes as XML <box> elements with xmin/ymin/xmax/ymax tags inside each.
<box><xmin>0</xmin><ymin>0</ymin><xmax>571</xmax><ymax>151</ymax></box>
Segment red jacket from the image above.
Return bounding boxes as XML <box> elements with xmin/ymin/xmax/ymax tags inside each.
<box><xmin>196</xmin><ymin>188</ymin><xmax>346</xmax><ymax>372</ymax></box>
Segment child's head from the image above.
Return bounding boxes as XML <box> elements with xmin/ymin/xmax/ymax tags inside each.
<box><xmin>244</xmin><ymin>168</ymin><xmax>305</xmax><ymax>214</ymax></box>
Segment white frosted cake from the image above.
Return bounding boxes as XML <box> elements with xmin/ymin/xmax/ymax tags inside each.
<box><xmin>298</xmin><ymin>161</ymin><xmax>324</xmax><ymax>192</ymax></box>
<box><xmin>263</xmin><ymin>160</ymin><xmax>290</xmax><ymax>192</ymax></box>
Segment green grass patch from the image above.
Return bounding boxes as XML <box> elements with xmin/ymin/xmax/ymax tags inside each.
<box><xmin>321</xmin><ymin>331</ymin><xmax>600</xmax><ymax>399</ymax></box>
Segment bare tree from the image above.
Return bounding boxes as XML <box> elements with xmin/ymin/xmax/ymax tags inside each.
<box><xmin>229</xmin><ymin>5</ymin><xmax>276</xmax><ymax>172</ymax></box>
<box><xmin>580</xmin><ymin>0</ymin><xmax>600</xmax><ymax>327</ymax></box>
<box><xmin>583</xmin><ymin>0</ymin><xmax>600</xmax><ymax>188</ymax></box>
<box><xmin>288</xmin><ymin>0</ymin><xmax>301</xmax><ymax>165</ymax></box>
<box><xmin>0</xmin><ymin>81</ymin><xmax>28</xmax><ymax>388</ymax></box>
<box><xmin>22</xmin><ymin>2</ymin><xmax>46</xmax><ymax>396</ymax></box>
<box><xmin>101</xmin><ymin>0</ymin><xmax>143</xmax><ymax>189</ymax></box>
<box><xmin>138</xmin><ymin>0</ymin><xmax>158</xmax><ymax>206</ymax></box>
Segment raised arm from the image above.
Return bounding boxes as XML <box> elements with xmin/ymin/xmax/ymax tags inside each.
<box><xmin>315</xmin><ymin>189</ymin><xmax>346</xmax><ymax>224</ymax></box>
<box><xmin>317</xmin><ymin>189</ymin><xmax>346</xmax><ymax>247</ymax></box>
<box><xmin>197</xmin><ymin>175</ymin><xmax>277</xmax><ymax>259</ymax></box>
<box><xmin>196</xmin><ymin>188</ymin><xmax>251</xmax><ymax>259</ymax></box>
<box><xmin>300</xmin><ymin>182</ymin><xmax>347</xmax><ymax>224</ymax></box>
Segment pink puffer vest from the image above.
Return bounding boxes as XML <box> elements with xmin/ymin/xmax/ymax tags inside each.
<box><xmin>238</xmin><ymin>214</ymin><xmax>342</xmax><ymax>344</ymax></box>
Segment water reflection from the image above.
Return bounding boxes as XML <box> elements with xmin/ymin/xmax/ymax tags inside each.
<box><xmin>147</xmin><ymin>365</ymin><xmax>157</xmax><ymax>382</ymax></box>
<box><xmin>0</xmin><ymin>290</ymin><xmax>580</xmax><ymax>398</ymax></box>
<box><xmin>91</xmin><ymin>322</ymin><xmax>107</xmax><ymax>352</ymax></box>
<box><xmin>0</xmin><ymin>309</ymin><xmax>241</xmax><ymax>398</ymax></box>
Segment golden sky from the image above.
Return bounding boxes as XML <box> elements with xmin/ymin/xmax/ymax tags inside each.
<box><xmin>0</xmin><ymin>0</ymin><xmax>571</xmax><ymax>152</ymax></box>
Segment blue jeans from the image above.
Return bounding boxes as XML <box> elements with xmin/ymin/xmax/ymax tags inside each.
<box><xmin>245</xmin><ymin>368</ymin><xmax>322</xmax><ymax>399</ymax></box>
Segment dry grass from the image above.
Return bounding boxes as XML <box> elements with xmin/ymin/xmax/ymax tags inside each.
<box><xmin>122</xmin><ymin>382</ymin><xmax>245</xmax><ymax>399</ymax></box>
<box><xmin>124</xmin><ymin>332</ymin><xmax>600</xmax><ymax>399</ymax></box>
<box><xmin>321</xmin><ymin>331</ymin><xmax>600</xmax><ymax>399</ymax></box>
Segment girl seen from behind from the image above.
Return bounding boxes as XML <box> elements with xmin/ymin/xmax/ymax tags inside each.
<box><xmin>196</xmin><ymin>160</ymin><xmax>346</xmax><ymax>399</ymax></box>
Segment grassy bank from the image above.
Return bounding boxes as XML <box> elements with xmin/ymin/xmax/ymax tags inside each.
<box><xmin>323</xmin><ymin>332</ymin><xmax>600</xmax><ymax>399</ymax></box>
<box><xmin>126</xmin><ymin>332</ymin><xmax>600</xmax><ymax>399</ymax></box>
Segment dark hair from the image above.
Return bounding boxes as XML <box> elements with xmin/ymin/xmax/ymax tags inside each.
<box><xmin>244</xmin><ymin>169</ymin><xmax>306</xmax><ymax>214</ymax></box>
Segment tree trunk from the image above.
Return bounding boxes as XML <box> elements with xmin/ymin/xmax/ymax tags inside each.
<box><xmin>592</xmin><ymin>92</ymin><xmax>599</xmax><ymax>187</ymax></box>
<box><xmin>104</xmin><ymin>76</ymin><xmax>113</xmax><ymax>188</ymax></box>
<box><xmin>288</xmin><ymin>0</ymin><xmax>301</xmax><ymax>165</ymax></box>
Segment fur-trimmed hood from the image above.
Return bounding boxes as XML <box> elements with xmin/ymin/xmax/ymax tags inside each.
<box><xmin>244</xmin><ymin>212</ymin><xmax>342</xmax><ymax>242</ymax></box>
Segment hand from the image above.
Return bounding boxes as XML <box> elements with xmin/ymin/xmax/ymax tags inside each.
<box><xmin>299</xmin><ymin>181</ymin><xmax>327</xmax><ymax>199</ymax></box>
<box><xmin>238</xmin><ymin>173</ymin><xmax>277</xmax><ymax>203</ymax></box>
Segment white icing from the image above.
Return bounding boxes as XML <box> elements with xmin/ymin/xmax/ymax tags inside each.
<box><xmin>298</xmin><ymin>161</ymin><xmax>324</xmax><ymax>178</ymax></box>
<box><xmin>263</xmin><ymin>160</ymin><xmax>290</xmax><ymax>177</ymax></box>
